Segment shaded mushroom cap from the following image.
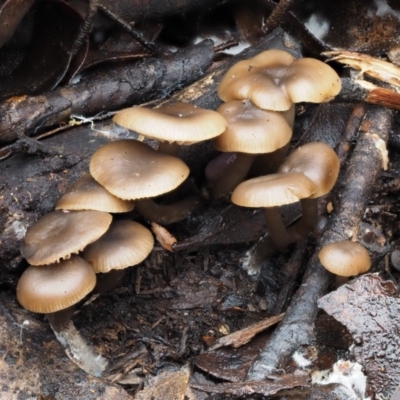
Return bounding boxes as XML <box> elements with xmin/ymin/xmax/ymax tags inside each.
<box><xmin>20</xmin><ymin>210</ymin><xmax>112</xmax><ymax>266</ymax></box>
<box><xmin>231</xmin><ymin>172</ymin><xmax>316</xmax><ymax>208</ymax></box>
<box><xmin>318</xmin><ymin>240</ymin><xmax>371</xmax><ymax>276</ymax></box>
<box><xmin>214</xmin><ymin>100</ymin><xmax>293</xmax><ymax>153</ymax></box>
<box><xmin>55</xmin><ymin>174</ymin><xmax>135</xmax><ymax>213</ymax></box>
<box><xmin>278</xmin><ymin>142</ymin><xmax>340</xmax><ymax>198</ymax></box>
<box><xmin>90</xmin><ymin>140</ymin><xmax>190</xmax><ymax>200</ymax></box>
<box><xmin>282</xmin><ymin>58</ymin><xmax>342</xmax><ymax>104</ymax></box>
<box><xmin>113</xmin><ymin>102</ymin><xmax>227</xmax><ymax>145</ymax></box>
<box><xmin>16</xmin><ymin>255</ymin><xmax>96</xmax><ymax>313</ymax></box>
<box><xmin>82</xmin><ymin>220</ymin><xmax>154</xmax><ymax>273</ymax></box>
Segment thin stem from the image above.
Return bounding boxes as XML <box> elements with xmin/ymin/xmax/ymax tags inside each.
<box><xmin>136</xmin><ymin>196</ymin><xmax>201</xmax><ymax>224</ymax></box>
<box><xmin>264</xmin><ymin>206</ymin><xmax>292</xmax><ymax>250</ymax></box>
<box><xmin>94</xmin><ymin>269</ymin><xmax>126</xmax><ymax>294</ymax></box>
<box><xmin>286</xmin><ymin>198</ymin><xmax>319</xmax><ymax>242</ymax></box>
<box><xmin>210</xmin><ymin>153</ymin><xmax>255</xmax><ymax>199</ymax></box>
<box><xmin>157</xmin><ymin>141</ymin><xmax>181</xmax><ymax>156</ymax></box>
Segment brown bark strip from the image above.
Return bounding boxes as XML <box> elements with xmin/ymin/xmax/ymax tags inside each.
<box><xmin>247</xmin><ymin>105</ymin><xmax>394</xmax><ymax>381</ymax></box>
<box><xmin>0</xmin><ymin>40</ymin><xmax>214</xmax><ymax>144</ymax></box>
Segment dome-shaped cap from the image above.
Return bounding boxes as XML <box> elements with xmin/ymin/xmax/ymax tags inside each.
<box><xmin>283</xmin><ymin>58</ymin><xmax>342</xmax><ymax>104</ymax></box>
<box><xmin>16</xmin><ymin>255</ymin><xmax>96</xmax><ymax>313</ymax></box>
<box><xmin>218</xmin><ymin>49</ymin><xmax>296</xmax><ymax>111</ymax></box>
<box><xmin>214</xmin><ymin>100</ymin><xmax>293</xmax><ymax>153</ymax></box>
<box><xmin>90</xmin><ymin>140</ymin><xmax>190</xmax><ymax>200</ymax></box>
<box><xmin>55</xmin><ymin>174</ymin><xmax>135</xmax><ymax>213</ymax></box>
<box><xmin>278</xmin><ymin>142</ymin><xmax>340</xmax><ymax>198</ymax></box>
<box><xmin>82</xmin><ymin>220</ymin><xmax>154</xmax><ymax>273</ymax></box>
<box><xmin>20</xmin><ymin>210</ymin><xmax>112</xmax><ymax>265</ymax></box>
<box><xmin>231</xmin><ymin>172</ymin><xmax>316</xmax><ymax>208</ymax></box>
<box><xmin>113</xmin><ymin>102</ymin><xmax>227</xmax><ymax>145</ymax></box>
<box><xmin>318</xmin><ymin>240</ymin><xmax>371</xmax><ymax>276</ymax></box>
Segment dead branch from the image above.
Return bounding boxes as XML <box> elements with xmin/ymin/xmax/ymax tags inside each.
<box><xmin>246</xmin><ymin>105</ymin><xmax>394</xmax><ymax>380</ymax></box>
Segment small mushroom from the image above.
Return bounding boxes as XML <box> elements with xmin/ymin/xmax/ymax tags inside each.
<box><xmin>231</xmin><ymin>172</ymin><xmax>317</xmax><ymax>250</ymax></box>
<box><xmin>16</xmin><ymin>256</ymin><xmax>107</xmax><ymax>376</ymax></box>
<box><xmin>20</xmin><ymin>210</ymin><xmax>112</xmax><ymax>265</ymax></box>
<box><xmin>82</xmin><ymin>220</ymin><xmax>154</xmax><ymax>293</ymax></box>
<box><xmin>90</xmin><ymin>140</ymin><xmax>197</xmax><ymax>224</ymax></box>
<box><xmin>55</xmin><ymin>174</ymin><xmax>134</xmax><ymax>213</ymax></box>
<box><xmin>318</xmin><ymin>240</ymin><xmax>371</xmax><ymax>286</ymax></box>
<box><xmin>208</xmin><ymin>100</ymin><xmax>294</xmax><ymax>198</ymax></box>
<box><xmin>278</xmin><ymin>142</ymin><xmax>340</xmax><ymax>241</ymax></box>
<box><xmin>113</xmin><ymin>102</ymin><xmax>227</xmax><ymax>156</ymax></box>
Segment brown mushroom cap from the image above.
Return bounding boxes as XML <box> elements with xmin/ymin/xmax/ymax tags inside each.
<box><xmin>113</xmin><ymin>102</ymin><xmax>227</xmax><ymax>145</ymax></box>
<box><xmin>283</xmin><ymin>58</ymin><xmax>342</xmax><ymax>104</ymax></box>
<box><xmin>318</xmin><ymin>240</ymin><xmax>371</xmax><ymax>276</ymax></box>
<box><xmin>55</xmin><ymin>174</ymin><xmax>135</xmax><ymax>213</ymax></box>
<box><xmin>90</xmin><ymin>140</ymin><xmax>190</xmax><ymax>200</ymax></box>
<box><xmin>231</xmin><ymin>172</ymin><xmax>316</xmax><ymax>208</ymax></box>
<box><xmin>214</xmin><ymin>100</ymin><xmax>293</xmax><ymax>153</ymax></box>
<box><xmin>16</xmin><ymin>255</ymin><xmax>96</xmax><ymax>313</ymax></box>
<box><xmin>20</xmin><ymin>210</ymin><xmax>112</xmax><ymax>265</ymax></box>
<box><xmin>278</xmin><ymin>142</ymin><xmax>340</xmax><ymax>198</ymax></box>
<box><xmin>82</xmin><ymin>220</ymin><xmax>154</xmax><ymax>273</ymax></box>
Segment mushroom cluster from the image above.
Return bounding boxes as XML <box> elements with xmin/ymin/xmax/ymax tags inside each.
<box><xmin>17</xmin><ymin>48</ymin><xmax>349</xmax><ymax>375</ymax></box>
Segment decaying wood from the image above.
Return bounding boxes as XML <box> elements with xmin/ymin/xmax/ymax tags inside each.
<box><xmin>247</xmin><ymin>105</ymin><xmax>394</xmax><ymax>380</ymax></box>
<box><xmin>208</xmin><ymin>313</ymin><xmax>284</xmax><ymax>351</ymax></box>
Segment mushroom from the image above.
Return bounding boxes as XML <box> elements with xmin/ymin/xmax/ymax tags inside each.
<box><xmin>318</xmin><ymin>240</ymin><xmax>371</xmax><ymax>286</ymax></box>
<box><xmin>20</xmin><ymin>210</ymin><xmax>112</xmax><ymax>265</ymax></box>
<box><xmin>278</xmin><ymin>142</ymin><xmax>340</xmax><ymax>241</ymax></box>
<box><xmin>82</xmin><ymin>220</ymin><xmax>154</xmax><ymax>293</ymax></box>
<box><xmin>89</xmin><ymin>139</ymin><xmax>196</xmax><ymax>224</ymax></box>
<box><xmin>16</xmin><ymin>256</ymin><xmax>107</xmax><ymax>376</ymax></box>
<box><xmin>217</xmin><ymin>49</ymin><xmax>341</xmax><ymax>111</ymax></box>
<box><xmin>207</xmin><ymin>100</ymin><xmax>294</xmax><ymax>198</ymax></box>
<box><xmin>231</xmin><ymin>172</ymin><xmax>317</xmax><ymax>250</ymax></box>
<box><xmin>113</xmin><ymin>102</ymin><xmax>227</xmax><ymax>156</ymax></box>
<box><xmin>55</xmin><ymin>174</ymin><xmax>134</xmax><ymax>213</ymax></box>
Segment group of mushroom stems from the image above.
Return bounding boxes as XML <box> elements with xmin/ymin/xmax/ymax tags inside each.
<box><xmin>16</xmin><ymin>49</ymin><xmax>372</xmax><ymax>376</ymax></box>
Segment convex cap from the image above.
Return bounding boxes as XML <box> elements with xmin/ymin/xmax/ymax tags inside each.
<box><xmin>214</xmin><ymin>100</ymin><xmax>293</xmax><ymax>154</ymax></box>
<box><xmin>20</xmin><ymin>210</ymin><xmax>112</xmax><ymax>265</ymax></box>
<box><xmin>90</xmin><ymin>140</ymin><xmax>190</xmax><ymax>200</ymax></box>
<box><xmin>231</xmin><ymin>172</ymin><xmax>316</xmax><ymax>208</ymax></box>
<box><xmin>113</xmin><ymin>102</ymin><xmax>227</xmax><ymax>145</ymax></box>
<box><xmin>218</xmin><ymin>49</ymin><xmax>341</xmax><ymax>111</ymax></box>
<box><xmin>82</xmin><ymin>220</ymin><xmax>154</xmax><ymax>273</ymax></box>
<box><xmin>278</xmin><ymin>142</ymin><xmax>340</xmax><ymax>198</ymax></box>
<box><xmin>16</xmin><ymin>255</ymin><xmax>96</xmax><ymax>313</ymax></box>
<box><xmin>56</xmin><ymin>174</ymin><xmax>134</xmax><ymax>213</ymax></box>
<box><xmin>318</xmin><ymin>240</ymin><xmax>371</xmax><ymax>276</ymax></box>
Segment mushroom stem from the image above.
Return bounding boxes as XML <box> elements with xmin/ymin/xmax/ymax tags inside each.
<box><xmin>264</xmin><ymin>206</ymin><xmax>292</xmax><ymax>250</ymax></box>
<box><xmin>47</xmin><ymin>310</ymin><xmax>108</xmax><ymax>377</ymax></box>
<box><xmin>210</xmin><ymin>153</ymin><xmax>255</xmax><ymax>199</ymax></box>
<box><xmin>135</xmin><ymin>196</ymin><xmax>202</xmax><ymax>224</ymax></box>
<box><xmin>286</xmin><ymin>198</ymin><xmax>319</xmax><ymax>242</ymax></box>
<box><xmin>94</xmin><ymin>269</ymin><xmax>126</xmax><ymax>294</ymax></box>
<box><xmin>157</xmin><ymin>141</ymin><xmax>181</xmax><ymax>156</ymax></box>
<box><xmin>249</xmin><ymin>144</ymin><xmax>290</xmax><ymax>177</ymax></box>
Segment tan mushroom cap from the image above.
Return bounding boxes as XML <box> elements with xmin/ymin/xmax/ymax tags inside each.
<box><xmin>113</xmin><ymin>102</ymin><xmax>227</xmax><ymax>145</ymax></box>
<box><xmin>231</xmin><ymin>172</ymin><xmax>317</xmax><ymax>208</ymax></box>
<box><xmin>82</xmin><ymin>220</ymin><xmax>154</xmax><ymax>273</ymax></box>
<box><xmin>214</xmin><ymin>100</ymin><xmax>293</xmax><ymax>153</ymax></box>
<box><xmin>278</xmin><ymin>142</ymin><xmax>340</xmax><ymax>198</ymax></box>
<box><xmin>16</xmin><ymin>255</ymin><xmax>96</xmax><ymax>313</ymax></box>
<box><xmin>318</xmin><ymin>240</ymin><xmax>371</xmax><ymax>276</ymax></box>
<box><xmin>20</xmin><ymin>210</ymin><xmax>112</xmax><ymax>266</ymax></box>
<box><xmin>55</xmin><ymin>174</ymin><xmax>135</xmax><ymax>213</ymax></box>
<box><xmin>283</xmin><ymin>58</ymin><xmax>342</xmax><ymax>104</ymax></box>
<box><xmin>218</xmin><ymin>49</ymin><xmax>295</xmax><ymax>110</ymax></box>
<box><xmin>90</xmin><ymin>140</ymin><xmax>190</xmax><ymax>200</ymax></box>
